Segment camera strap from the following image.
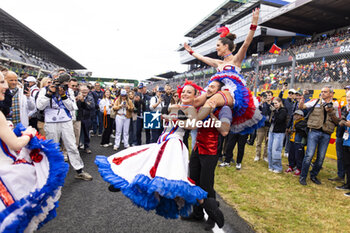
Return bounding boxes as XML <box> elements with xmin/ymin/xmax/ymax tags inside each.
<box><xmin>52</xmin><ymin>95</ymin><xmax>72</xmax><ymax>119</ymax></box>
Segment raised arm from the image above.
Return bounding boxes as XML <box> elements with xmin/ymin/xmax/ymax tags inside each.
<box><xmin>184</xmin><ymin>43</ymin><xmax>221</xmax><ymax>68</ymax></box>
<box><xmin>233</xmin><ymin>8</ymin><xmax>260</xmax><ymax>66</ymax></box>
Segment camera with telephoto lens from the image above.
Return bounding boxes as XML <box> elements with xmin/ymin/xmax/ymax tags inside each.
<box><xmin>53</xmin><ymin>73</ymin><xmax>70</xmax><ymax>92</ymax></box>
<box><xmin>261</xmin><ymin>93</ymin><xmax>267</xmax><ymax>99</ymax></box>
<box><xmin>324</xmin><ymin>102</ymin><xmax>333</xmax><ymax>108</ymax></box>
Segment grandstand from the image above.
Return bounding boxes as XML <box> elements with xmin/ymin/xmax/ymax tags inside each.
<box><xmin>146</xmin><ymin>0</ymin><xmax>350</xmax><ymax>93</ymax></box>
<box><xmin>0</xmin><ymin>8</ymin><xmax>85</xmax><ymax>77</ymax></box>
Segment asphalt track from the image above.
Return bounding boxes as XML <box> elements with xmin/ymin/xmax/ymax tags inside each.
<box><xmin>40</xmin><ymin>134</ymin><xmax>255</xmax><ymax>233</ymax></box>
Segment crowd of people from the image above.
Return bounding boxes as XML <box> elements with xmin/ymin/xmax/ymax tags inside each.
<box><xmin>1</xmin><ymin>8</ymin><xmax>349</xmax><ymax>232</ymax></box>
<box><xmin>241</xmin><ymin>84</ymin><xmax>350</xmax><ymax>197</ymax></box>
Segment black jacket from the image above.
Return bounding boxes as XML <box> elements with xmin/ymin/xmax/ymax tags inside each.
<box><xmin>271</xmin><ymin>107</ymin><xmax>288</xmax><ymax>133</ymax></box>
<box><xmin>258</xmin><ymin>102</ymin><xmax>272</xmax><ymax>127</ymax></box>
<box><xmin>336</xmin><ymin>106</ymin><xmax>349</xmax><ymax>138</ymax></box>
<box><xmin>0</xmin><ymin>89</ymin><xmax>13</xmax><ymax>117</ymax></box>
<box><xmin>77</xmin><ymin>95</ymin><xmax>95</xmax><ymax>121</ymax></box>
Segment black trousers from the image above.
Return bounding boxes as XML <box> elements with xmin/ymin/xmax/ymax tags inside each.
<box><xmin>342</xmin><ymin>146</ymin><xmax>350</xmax><ymax>186</ymax></box>
<box><xmin>81</xmin><ymin>119</ymin><xmax>91</xmax><ymax>149</ymax></box>
<box><xmin>101</xmin><ymin>115</ymin><xmax>113</xmax><ymax>145</ymax></box>
<box><xmin>217</xmin><ymin>134</ymin><xmax>227</xmax><ymax>158</ymax></box>
<box><xmin>136</xmin><ymin>117</ymin><xmax>150</xmax><ymax>145</ymax></box>
<box><xmin>189</xmin><ymin>148</ymin><xmax>219</xmax><ymax>217</ymax></box>
<box><xmin>288</xmin><ymin>141</ymin><xmax>305</xmax><ymax>169</ymax></box>
<box><xmin>224</xmin><ymin>133</ymin><xmax>248</xmax><ymax>164</ymax></box>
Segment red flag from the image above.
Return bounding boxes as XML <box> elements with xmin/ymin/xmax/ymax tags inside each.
<box><xmin>269</xmin><ymin>44</ymin><xmax>281</xmax><ymax>54</ymax></box>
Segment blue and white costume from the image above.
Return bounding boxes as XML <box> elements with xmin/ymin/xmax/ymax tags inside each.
<box><xmin>0</xmin><ymin>124</ymin><xmax>68</xmax><ymax>233</ymax></box>
<box><xmin>95</xmin><ymin>119</ymin><xmax>207</xmax><ymax>219</ymax></box>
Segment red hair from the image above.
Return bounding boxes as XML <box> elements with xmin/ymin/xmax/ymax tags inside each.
<box><xmin>177</xmin><ymin>80</ymin><xmax>204</xmax><ymax>99</ymax></box>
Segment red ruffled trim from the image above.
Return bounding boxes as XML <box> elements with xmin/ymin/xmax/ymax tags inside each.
<box><xmin>232</xmin><ymin>90</ymin><xmax>256</xmax><ymax>125</ymax></box>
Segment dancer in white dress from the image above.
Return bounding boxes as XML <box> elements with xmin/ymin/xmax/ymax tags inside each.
<box><xmin>95</xmin><ymin>81</ymin><xmax>224</xmax><ymax>227</ymax></box>
<box><xmin>0</xmin><ymin>72</ymin><xmax>68</xmax><ymax>232</ymax></box>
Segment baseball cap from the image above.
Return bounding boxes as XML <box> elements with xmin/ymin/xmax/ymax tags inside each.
<box><xmin>345</xmin><ymin>85</ymin><xmax>350</xmax><ymax>89</ymax></box>
<box><xmin>120</xmin><ymin>89</ymin><xmax>127</xmax><ymax>96</ymax></box>
<box><xmin>138</xmin><ymin>83</ymin><xmax>144</xmax><ymax>89</ymax></box>
<box><xmin>293</xmin><ymin>110</ymin><xmax>304</xmax><ymax>117</ymax></box>
<box><xmin>157</xmin><ymin>86</ymin><xmax>165</xmax><ymax>92</ymax></box>
<box><xmin>288</xmin><ymin>89</ymin><xmax>296</xmax><ymax>94</ymax></box>
<box><xmin>25</xmin><ymin>76</ymin><xmax>37</xmax><ymax>82</ymax></box>
<box><xmin>296</xmin><ymin>89</ymin><xmax>303</xmax><ymax>95</ymax></box>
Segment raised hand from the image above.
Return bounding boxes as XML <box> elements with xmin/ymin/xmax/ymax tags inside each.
<box><xmin>184</xmin><ymin>42</ymin><xmax>192</xmax><ymax>53</ymax></box>
<box><xmin>252</xmin><ymin>8</ymin><xmax>260</xmax><ymax>25</ymax></box>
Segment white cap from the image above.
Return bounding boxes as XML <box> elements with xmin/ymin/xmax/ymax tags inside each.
<box><xmin>120</xmin><ymin>89</ymin><xmax>127</xmax><ymax>96</ymax></box>
<box><xmin>288</xmin><ymin>89</ymin><xmax>296</xmax><ymax>94</ymax></box>
<box><xmin>25</xmin><ymin>76</ymin><xmax>37</xmax><ymax>82</ymax></box>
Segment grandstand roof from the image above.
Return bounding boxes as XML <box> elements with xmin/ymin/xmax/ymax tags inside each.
<box><xmin>0</xmin><ymin>8</ymin><xmax>85</xmax><ymax>70</ymax></box>
<box><xmin>260</xmin><ymin>0</ymin><xmax>350</xmax><ymax>35</ymax></box>
<box><xmin>155</xmin><ymin>71</ymin><xmax>180</xmax><ymax>79</ymax></box>
<box><xmin>184</xmin><ymin>0</ymin><xmax>289</xmax><ymax>38</ymax></box>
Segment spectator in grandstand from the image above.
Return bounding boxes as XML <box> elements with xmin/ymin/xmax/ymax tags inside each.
<box><xmin>99</xmin><ymin>89</ymin><xmax>114</xmax><ymax>147</ymax></box>
<box><xmin>150</xmin><ymin>86</ymin><xmax>166</xmax><ymax>143</ymax></box>
<box><xmin>267</xmin><ymin>97</ymin><xmax>287</xmax><ymax>173</ymax></box>
<box><xmin>77</xmin><ymin>84</ymin><xmax>95</xmax><ymax>154</ymax></box>
<box><xmin>36</xmin><ymin>73</ymin><xmax>92</xmax><ymax>181</ymax></box>
<box><xmin>91</xmin><ymin>82</ymin><xmax>104</xmax><ymax>136</ymax></box>
<box><xmin>218</xmin><ymin>132</ymin><xmax>248</xmax><ymax>170</ymax></box>
<box><xmin>285</xmin><ymin>110</ymin><xmax>307</xmax><ymax>176</ymax></box>
<box><xmin>68</xmin><ymin>78</ymin><xmax>80</xmax><ymax>147</ymax></box>
<box><xmin>5</xmin><ymin>71</ymin><xmax>35</xmax><ymax>127</ymax></box>
<box><xmin>298</xmin><ymin>86</ymin><xmax>340</xmax><ymax>185</ymax></box>
<box><xmin>134</xmin><ymin>83</ymin><xmax>151</xmax><ymax>145</ymax></box>
<box><xmin>124</xmin><ymin>85</ymin><xmax>131</xmax><ymax>93</ymax></box>
<box><xmin>128</xmin><ymin>90</ymin><xmax>137</xmax><ymax>146</ymax></box>
<box><xmin>336</xmin><ymin>91</ymin><xmax>350</xmax><ymax>196</ymax></box>
<box><xmin>110</xmin><ymin>85</ymin><xmax>118</xmax><ymax>98</ymax></box>
<box><xmin>255</xmin><ymin>91</ymin><xmax>273</xmax><ymax>162</ymax></box>
<box><xmin>113</xmin><ymin>89</ymin><xmax>134</xmax><ymax>150</ymax></box>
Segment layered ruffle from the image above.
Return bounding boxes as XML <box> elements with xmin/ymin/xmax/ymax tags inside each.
<box><xmin>0</xmin><ymin>123</ymin><xmax>68</xmax><ymax>232</ymax></box>
<box><xmin>95</xmin><ymin>155</ymin><xmax>207</xmax><ymax>219</ymax></box>
<box><xmin>208</xmin><ymin>66</ymin><xmax>265</xmax><ymax>134</ymax></box>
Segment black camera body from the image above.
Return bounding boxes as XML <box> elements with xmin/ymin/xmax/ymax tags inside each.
<box><xmin>324</xmin><ymin>102</ymin><xmax>333</xmax><ymax>108</ymax></box>
<box><xmin>23</xmin><ymin>81</ymin><xmax>30</xmax><ymax>93</ymax></box>
<box><xmin>53</xmin><ymin>73</ymin><xmax>70</xmax><ymax>92</ymax></box>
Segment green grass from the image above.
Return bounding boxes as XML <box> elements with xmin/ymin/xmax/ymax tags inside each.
<box><xmin>214</xmin><ymin>144</ymin><xmax>350</xmax><ymax>233</ymax></box>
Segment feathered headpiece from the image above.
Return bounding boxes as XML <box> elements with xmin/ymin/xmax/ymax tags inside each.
<box><xmin>177</xmin><ymin>80</ymin><xmax>204</xmax><ymax>99</ymax></box>
<box><xmin>216</xmin><ymin>26</ymin><xmax>230</xmax><ymax>38</ymax></box>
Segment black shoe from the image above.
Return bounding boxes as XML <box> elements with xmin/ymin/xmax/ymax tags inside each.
<box><xmin>344</xmin><ymin>192</ymin><xmax>350</xmax><ymax>197</ymax></box>
<box><xmin>108</xmin><ymin>185</ymin><xmax>121</xmax><ymax>192</ymax></box>
<box><xmin>328</xmin><ymin>176</ymin><xmax>345</xmax><ymax>182</ymax></box>
<box><xmin>201</xmin><ymin>198</ymin><xmax>224</xmax><ymax>228</ymax></box>
<box><xmin>310</xmin><ymin>176</ymin><xmax>321</xmax><ymax>185</ymax></box>
<box><xmin>336</xmin><ymin>184</ymin><xmax>350</xmax><ymax>190</ymax></box>
<box><xmin>299</xmin><ymin>177</ymin><xmax>307</xmax><ymax>186</ymax></box>
<box><xmin>180</xmin><ymin>212</ymin><xmax>204</xmax><ymax>222</ymax></box>
<box><xmin>204</xmin><ymin>218</ymin><xmax>215</xmax><ymax>231</ymax></box>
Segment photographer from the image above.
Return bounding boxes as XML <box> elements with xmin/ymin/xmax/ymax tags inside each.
<box><xmin>77</xmin><ymin>84</ymin><xmax>95</xmax><ymax>154</ymax></box>
<box><xmin>36</xmin><ymin>73</ymin><xmax>92</xmax><ymax>181</ymax></box>
<box><xmin>255</xmin><ymin>91</ymin><xmax>272</xmax><ymax>162</ymax></box>
<box><xmin>298</xmin><ymin>85</ymin><xmax>340</xmax><ymax>185</ymax></box>
<box><xmin>112</xmin><ymin>89</ymin><xmax>133</xmax><ymax>150</ymax></box>
<box><xmin>150</xmin><ymin>86</ymin><xmax>166</xmax><ymax>143</ymax></box>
